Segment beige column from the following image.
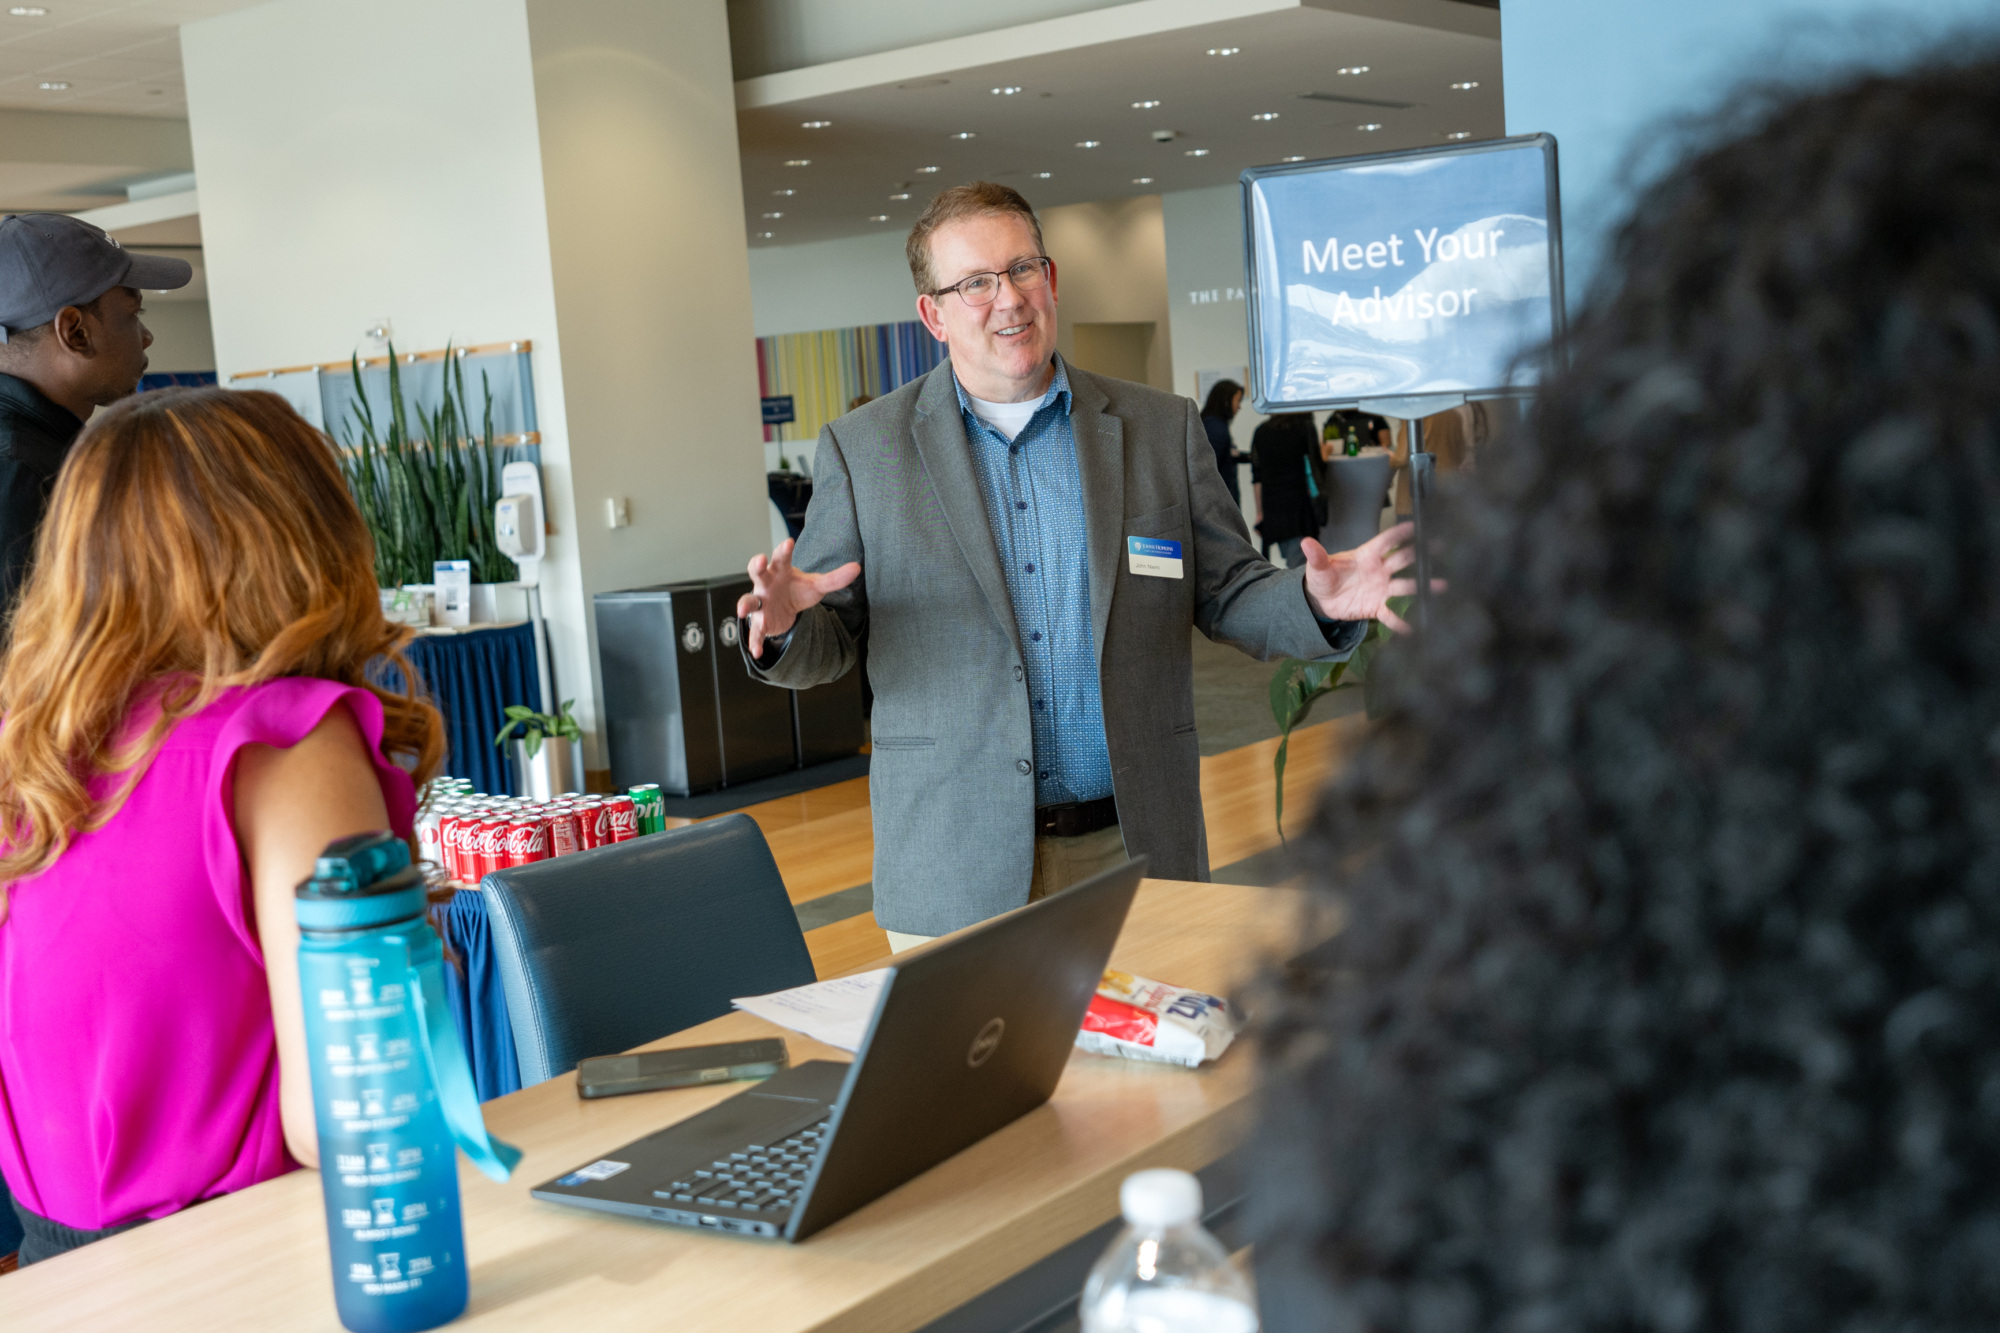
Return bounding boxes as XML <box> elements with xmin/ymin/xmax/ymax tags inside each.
<box><xmin>182</xmin><ymin>0</ymin><xmax>767</xmax><ymax>775</ymax></box>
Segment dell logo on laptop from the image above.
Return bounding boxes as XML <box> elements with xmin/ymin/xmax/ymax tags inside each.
<box><xmin>966</xmin><ymin>1017</ymin><xmax>1005</xmax><ymax>1068</ymax></box>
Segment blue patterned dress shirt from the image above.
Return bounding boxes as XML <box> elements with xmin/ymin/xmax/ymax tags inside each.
<box><xmin>954</xmin><ymin>358</ymin><xmax>1114</xmax><ymax>807</ymax></box>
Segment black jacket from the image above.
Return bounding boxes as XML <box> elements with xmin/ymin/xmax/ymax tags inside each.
<box><xmin>1250</xmin><ymin>414</ymin><xmax>1325</xmax><ymax>544</ymax></box>
<box><xmin>0</xmin><ymin>373</ymin><xmax>83</xmax><ymax>609</ymax></box>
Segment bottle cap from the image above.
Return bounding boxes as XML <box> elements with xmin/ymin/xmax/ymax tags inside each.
<box><xmin>1119</xmin><ymin>1169</ymin><xmax>1201</xmax><ymax>1229</ymax></box>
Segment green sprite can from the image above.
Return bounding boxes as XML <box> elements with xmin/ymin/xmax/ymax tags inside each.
<box><xmin>628</xmin><ymin>783</ymin><xmax>665</xmax><ymax>835</ymax></box>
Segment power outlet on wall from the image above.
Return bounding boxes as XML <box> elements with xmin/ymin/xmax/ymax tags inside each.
<box><xmin>605</xmin><ymin>496</ymin><xmax>631</xmax><ymax>529</ymax></box>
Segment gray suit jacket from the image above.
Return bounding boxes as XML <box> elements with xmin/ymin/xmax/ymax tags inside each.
<box><xmin>750</xmin><ymin>361</ymin><xmax>1361</xmax><ymax>935</ymax></box>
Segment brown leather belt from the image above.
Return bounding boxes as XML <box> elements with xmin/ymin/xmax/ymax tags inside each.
<box><xmin>1035</xmin><ymin>795</ymin><xmax>1118</xmax><ymax>839</ymax></box>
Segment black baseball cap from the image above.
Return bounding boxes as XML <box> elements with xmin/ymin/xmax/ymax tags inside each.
<box><xmin>0</xmin><ymin>212</ymin><xmax>192</xmax><ymax>343</ymax></box>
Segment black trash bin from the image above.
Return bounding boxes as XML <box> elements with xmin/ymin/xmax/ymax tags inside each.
<box><xmin>595</xmin><ymin>580</ymin><xmax>795</xmax><ymax>795</ymax></box>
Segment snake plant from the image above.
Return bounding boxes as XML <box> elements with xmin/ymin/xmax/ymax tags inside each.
<box><xmin>336</xmin><ymin>342</ymin><xmax>514</xmax><ymax>588</ymax></box>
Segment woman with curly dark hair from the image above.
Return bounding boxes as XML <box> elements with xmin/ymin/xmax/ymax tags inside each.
<box><xmin>1252</xmin><ymin>53</ymin><xmax>2000</xmax><ymax>1332</ymax></box>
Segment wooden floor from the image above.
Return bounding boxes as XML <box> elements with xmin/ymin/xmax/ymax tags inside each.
<box><xmin>670</xmin><ymin>716</ymin><xmax>1368</xmax><ymax>977</ymax></box>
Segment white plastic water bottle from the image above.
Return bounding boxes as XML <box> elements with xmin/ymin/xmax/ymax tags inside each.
<box><xmin>1079</xmin><ymin>1169</ymin><xmax>1259</xmax><ymax>1333</ymax></box>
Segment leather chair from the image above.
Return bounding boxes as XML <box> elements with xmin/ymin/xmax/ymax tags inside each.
<box><xmin>483</xmin><ymin>812</ymin><xmax>817</xmax><ymax>1085</ymax></box>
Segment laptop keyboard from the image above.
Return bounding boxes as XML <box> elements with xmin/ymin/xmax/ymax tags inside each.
<box><xmin>654</xmin><ymin>1120</ymin><xmax>828</xmax><ymax>1216</ymax></box>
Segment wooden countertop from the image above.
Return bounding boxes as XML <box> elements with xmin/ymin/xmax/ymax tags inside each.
<box><xmin>0</xmin><ymin>879</ymin><xmax>1311</xmax><ymax>1332</ymax></box>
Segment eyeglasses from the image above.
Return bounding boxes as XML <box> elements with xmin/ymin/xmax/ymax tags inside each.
<box><xmin>931</xmin><ymin>256</ymin><xmax>1053</xmax><ymax>306</ymax></box>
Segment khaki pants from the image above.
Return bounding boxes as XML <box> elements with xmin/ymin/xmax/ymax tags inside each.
<box><xmin>886</xmin><ymin>823</ymin><xmax>1128</xmax><ymax>954</ymax></box>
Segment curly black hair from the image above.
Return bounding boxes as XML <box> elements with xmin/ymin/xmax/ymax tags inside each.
<box><xmin>1251</xmin><ymin>53</ymin><xmax>2000</xmax><ymax>1333</ymax></box>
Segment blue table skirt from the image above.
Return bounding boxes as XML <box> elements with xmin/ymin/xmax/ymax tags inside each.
<box><xmin>375</xmin><ymin>621</ymin><xmax>540</xmax><ymax>797</ymax></box>
<box><xmin>438</xmin><ymin>890</ymin><xmax>522</xmax><ymax>1101</ymax></box>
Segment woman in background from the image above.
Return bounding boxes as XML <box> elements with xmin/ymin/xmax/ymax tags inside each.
<box><xmin>1199</xmin><ymin>378</ymin><xmax>1248</xmax><ymax>505</ymax></box>
<box><xmin>0</xmin><ymin>388</ymin><xmax>442</xmax><ymax>1265</ymax></box>
<box><xmin>1253</xmin><ymin>54</ymin><xmax>2000</xmax><ymax>1331</ymax></box>
<box><xmin>1251</xmin><ymin>411</ymin><xmax>1324</xmax><ymax>567</ymax></box>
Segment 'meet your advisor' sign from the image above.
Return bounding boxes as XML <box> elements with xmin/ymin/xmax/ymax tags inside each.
<box><xmin>1242</xmin><ymin>134</ymin><xmax>1563</xmax><ymax>411</ymax></box>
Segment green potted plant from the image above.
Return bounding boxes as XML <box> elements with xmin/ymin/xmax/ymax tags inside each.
<box><xmin>336</xmin><ymin>342</ymin><xmax>516</xmax><ymax>621</ymax></box>
<box><xmin>1267</xmin><ymin>608</ymin><xmax>1399</xmax><ymax>840</ymax></box>
<box><xmin>495</xmin><ymin>699</ymin><xmax>583</xmax><ymax>800</ymax></box>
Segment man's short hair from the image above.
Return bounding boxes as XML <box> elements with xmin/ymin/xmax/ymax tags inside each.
<box><xmin>906</xmin><ymin>182</ymin><xmax>1046</xmax><ymax>295</ymax></box>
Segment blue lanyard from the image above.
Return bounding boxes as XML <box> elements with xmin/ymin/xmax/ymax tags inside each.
<box><xmin>398</xmin><ymin>927</ymin><xmax>522</xmax><ymax>1182</ymax></box>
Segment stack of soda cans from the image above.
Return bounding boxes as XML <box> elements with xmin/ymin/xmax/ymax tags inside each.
<box><xmin>416</xmin><ymin>778</ymin><xmax>665</xmax><ymax>888</ymax></box>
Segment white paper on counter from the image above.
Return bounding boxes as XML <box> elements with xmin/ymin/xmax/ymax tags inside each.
<box><xmin>732</xmin><ymin>970</ymin><xmax>889</xmax><ymax>1053</ymax></box>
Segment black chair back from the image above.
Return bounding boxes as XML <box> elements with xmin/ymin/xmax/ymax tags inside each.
<box><xmin>483</xmin><ymin>812</ymin><xmax>816</xmax><ymax>1084</ymax></box>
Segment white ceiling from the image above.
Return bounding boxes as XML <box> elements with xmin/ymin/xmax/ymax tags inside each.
<box><xmin>0</xmin><ymin>0</ymin><xmax>250</xmax><ymax>118</ymax></box>
<box><xmin>736</xmin><ymin>3</ymin><xmax>1505</xmax><ymax>247</ymax></box>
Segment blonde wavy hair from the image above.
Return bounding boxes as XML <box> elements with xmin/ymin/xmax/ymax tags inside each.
<box><xmin>0</xmin><ymin>386</ymin><xmax>444</xmax><ymax>896</ymax></box>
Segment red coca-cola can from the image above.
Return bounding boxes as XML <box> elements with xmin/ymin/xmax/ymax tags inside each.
<box><xmin>440</xmin><ymin>812</ymin><xmax>471</xmax><ymax>884</ymax></box>
<box><xmin>474</xmin><ymin>816</ymin><xmax>509</xmax><ymax>882</ymax></box>
<box><xmin>546</xmin><ymin>806</ymin><xmax>582</xmax><ymax>857</ymax></box>
<box><xmin>575</xmin><ymin>799</ymin><xmax>607</xmax><ymax>851</ymax></box>
<box><xmin>605</xmin><ymin>795</ymin><xmax>638</xmax><ymax>843</ymax></box>
<box><xmin>505</xmin><ymin>814</ymin><xmax>549</xmax><ymax>867</ymax></box>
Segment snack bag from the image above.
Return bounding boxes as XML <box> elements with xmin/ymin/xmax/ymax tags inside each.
<box><xmin>1075</xmin><ymin>969</ymin><xmax>1243</xmax><ymax>1067</ymax></box>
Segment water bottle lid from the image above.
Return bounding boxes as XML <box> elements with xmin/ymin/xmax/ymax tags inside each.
<box><xmin>1120</xmin><ymin>1169</ymin><xmax>1201</xmax><ymax>1229</ymax></box>
<box><xmin>294</xmin><ymin>863</ymin><xmax>428</xmax><ymax>932</ymax></box>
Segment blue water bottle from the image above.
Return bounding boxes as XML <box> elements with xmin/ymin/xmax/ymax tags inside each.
<box><xmin>296</xmin><ymin>832</ymin><xmax>521</xmax><ymax>1333</ymax></box>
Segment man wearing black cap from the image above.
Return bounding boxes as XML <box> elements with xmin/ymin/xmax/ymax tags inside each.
<box><xmin>0</xmin><ymin>213</ymin><xmax>191</xmax><ymax>607</ymax></box>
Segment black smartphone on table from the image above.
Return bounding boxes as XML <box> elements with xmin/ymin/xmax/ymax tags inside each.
<box><xmin>575</xmin><ymin>1038</ymin><xmax>789</xmax><ymax>1099</ymax></box>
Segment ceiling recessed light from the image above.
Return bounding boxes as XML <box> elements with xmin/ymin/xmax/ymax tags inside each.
<box><xmin>916</xmin><ymin>165</ymin><xmax>940</xmax><ymax>173</ymax></box>
<box><xmin>1336</xmin><ymin>66</ymin><xmax>1370</xmax><ymax>75</ymax></box>
<box><xmin>1075</xmin><ymin>140</ymin><xmax>1100</xmax><ymax>149</ymax></box>
<box><xmin>1450</xmin><ymin>81</ymin><xmax>1480</xmax><ymax>90</ymax></box>
<box><xmin>762</xmin><ymin>211</ymin><xmax>783</xmax><ymax>218</ymax></box>
<box><xmin>1131</xmin><ymin>99</ymin><xmax>1161</xmax><ymax>109</ymax></box>
<box><xmin>784</xmin><ymin>158</ymin><xmax>810</xmax><ymax>167</ymax></box>
<box><xmin>773</xmin><ymin>188</ymin><xmax>795</xmax><ymax>196</ymax></box>
<box><xmin>1356</xmin><ymin>122</ymin><xmax>1383</xmax><ymax>132</ymax></box>
<box><xmin>889</xmin><ymin>193</ymin><xmax>911</xmax><ymax>200</ymax></box>
<box><xmin>950</xmin><ymin>130</ymin><xmax>977</xmax><ymax>140</ymax></box>
<box><xmin>1282</xmin><ymin>155</ymin><xmax>1307</xmax><ymax>163</ymax></box>
<box><xmin>1207</xmin><ymin>46</ymin><xmax>1240</xmax><ymax>56</ymax></box>
<box><xmin>9</xmin><ymin>5</ymin><xmax>49</xmax><ymax>14</ymax></box>
<box><xmin>758</xmin><ymin>231</ymin><xmax>774</xmax><ymax>239</ymax></box>
<box><xmin>869</xmin><ymin>214</ymin><xmax>890</xmax><ymax>222</ymax></box>
<box><xmin>801</xmin><ymin>120</ymin><xmax>831</xmax><ymax>129</ymax></box>
<box><xmin>1252</xmin><ymin>112</ymin><xmax>1280</xmax><ymax>121</ymax></box>
<box><xmin>992</xmin><ymin>85</ymin><xmax>1022</xmax><ymax>95</ymax></box>
<box><xmin>1184</xmin><ymin>148</ymin><xmax>1209</xmax><ymax>157</ymax></box>
<box><xmin>1033</xmin><ymin>171</ymin><xmax>1053</xmax><ymax>179</ymax></box>
<box><xmin>1444</xmin><ymin>130</ymin><xmax>1473</xmax><ymax>140</ymax></box>
<box><xmin>37</xmin><ymin>80</ymin><xmax>67</xmax><ymax>91</ymax></box>
<box><xmin>1132</xmin><ymin>177</ymin><xmax>1153</xmax><ymax>185</ymax></box>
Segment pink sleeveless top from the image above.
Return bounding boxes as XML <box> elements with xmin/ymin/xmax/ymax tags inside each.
<box><xmin>0</xmin><ymin>678</ymin><xmax>416</xmax><ymax>1231</ymax></box>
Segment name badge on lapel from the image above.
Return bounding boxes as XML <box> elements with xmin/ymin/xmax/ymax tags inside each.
<box><xmin>1127</xmin><ymin>536</ymin><xmax>1184</xmax><ymax>579</ymax></box>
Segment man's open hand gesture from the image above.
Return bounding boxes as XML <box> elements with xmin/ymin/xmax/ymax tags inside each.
<box><xmin>736</xmin><ymin>539</ymin><xmax>862</xmax><ymax>658</ymax></box>
<box><xmin>1301</xmin><ymin>522</ymin><xmax>1424</xmax><ymax>634</ymax></box>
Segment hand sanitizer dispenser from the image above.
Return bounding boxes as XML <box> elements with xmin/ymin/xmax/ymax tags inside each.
<box><xmin>495</xmin><ymin>461</ymin><xmax>553</xmax><ymax>714</ymax></box>
<box><xmin>495</xmin><ymin>461</ymin><xmax>545</xmax><ymax>587</ymax></box>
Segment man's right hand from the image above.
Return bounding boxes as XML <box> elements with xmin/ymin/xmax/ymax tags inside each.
<box><xmin>737</xmin><ymin>538</ymin><xmax>862</xmax><ymax>659</ymax></box>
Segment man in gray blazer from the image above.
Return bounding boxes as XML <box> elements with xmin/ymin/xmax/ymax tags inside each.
<box><xmin>739</xmin><ymin>183</ymin><xmax>1415</xmax><ymax>949</ymax></box>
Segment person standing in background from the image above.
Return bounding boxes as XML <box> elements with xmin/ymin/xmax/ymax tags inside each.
<box><xmin>1323</xmin><ymin>407</ymin><xmax>1391</xmax><ymax>455</ymax></box>
<box><xmin>1388</xmin><ymin>408</ymin><xmax>1470</xmax><ymax>518</ymax></box>
<box><xmin>1198</xmin><ymin>379</ymin><xmax>1249</xmax><ymax>506</ymax></box>
<box><xmin>1252</xmin><ymin>411</ymin><xmax>1325</xmax><ymax>567</ymax></box>
<box><xmin>0</xmin><ymin>214</ymin><xmax>188</xmax><ymax>609</ymax></box>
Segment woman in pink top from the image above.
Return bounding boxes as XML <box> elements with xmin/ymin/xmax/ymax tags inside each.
<box><xmin>0</xmin><ymin>387</ymin><xmax>444</xmax><ymax>1265</ymax></box>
